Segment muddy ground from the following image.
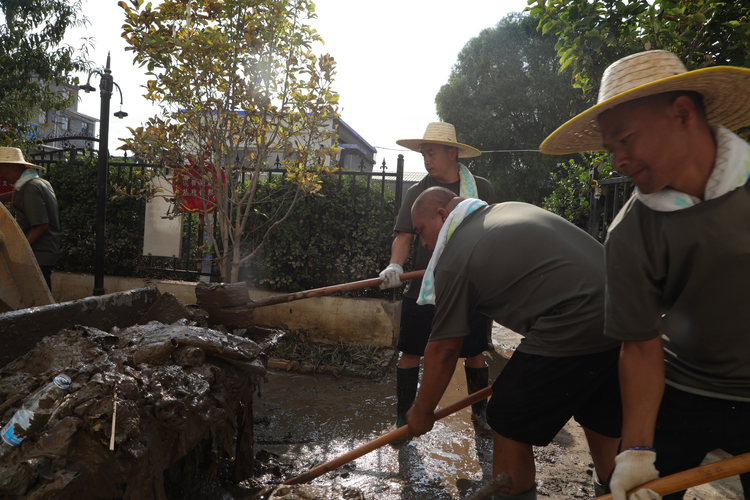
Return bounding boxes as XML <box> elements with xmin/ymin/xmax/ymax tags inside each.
<box><xmin>246</xmin><ymin>324</ymin><xmax>743</xmax><ymax>500</ymax></box>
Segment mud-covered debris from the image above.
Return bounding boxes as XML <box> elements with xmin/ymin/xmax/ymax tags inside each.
<box><xmin>138</xmin><ymin>292</ymin><xmax>196</xmax><ymax>326</ymax></box>
<box><xmin>0</xmin><ymin>321</ymin><xmax>266</xmax><ymax>500</ymax></box>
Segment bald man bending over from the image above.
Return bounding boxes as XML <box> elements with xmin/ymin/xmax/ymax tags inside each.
<box><xmin>406</xmin><ymin>187</ymin><xmax>622</xmax><ymax>500</ymax></box>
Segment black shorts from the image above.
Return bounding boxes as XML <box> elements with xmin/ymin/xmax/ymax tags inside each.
<box><xmin>397</xmin><ymin>296</ymin><xmax>490</xmax><ymax>358</ymax></box>
<box><xmin>486</xmin><ymin>347</ymin><xmax>622</xmax><ymax>446</ymax></box>
<box><xmin>653</xmin><ymin>385</ymin><xmax>750</xmax><ymax>500</ymax></box>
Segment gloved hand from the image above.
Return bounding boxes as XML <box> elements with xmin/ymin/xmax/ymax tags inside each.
<box><xmin>610</xmin><ymin>449</ymin><xmax>661</xmax><ymax>500</ymax></box>
<box><xmin>379</xmin><ymin>263</ymin><xmax>403</xmax><ymax>289</ymax></box>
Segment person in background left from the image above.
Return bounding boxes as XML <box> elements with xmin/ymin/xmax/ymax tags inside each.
<box><xmin>0</xmin><ymin>147</ymin><xmax>60</xmax><ymax>291</ymax></box>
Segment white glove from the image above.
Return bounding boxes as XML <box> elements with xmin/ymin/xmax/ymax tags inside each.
<box><xmin>610</xmin><ymin>449</ymin><xmax>661</xmax><ymax>500</ymax></box>
<box><xmin>379</xmin><ymin>263</ymin><xmax>403</xmax><ymax>289</ymax></box>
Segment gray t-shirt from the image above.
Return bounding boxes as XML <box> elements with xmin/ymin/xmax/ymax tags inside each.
<box><xmin>430</xmin><ymin>203</ymin><xmax>617</xmax><ymax>357</ymax></box>
<box><xmin>605</xmin><ymin>181</ymin><xmax>750</xmax><ymax>401</ymax></box>
<box><xmin>14</xmin><ymin>178</ymin><xmax>60</xmax><ymax>266</ymax></box>
<box><xmin>394</xmin><ymin>171</ymin><xmax>496</xmax><ymax>298</ymax></box>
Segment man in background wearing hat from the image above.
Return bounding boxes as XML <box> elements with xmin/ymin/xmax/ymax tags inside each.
<box><xmin>405</xmin><ymin>187</ymin><xmax>623</xmax><ymax>500</ymax></box>
<box><xmin>0</xmin><ymin>147</ymin><xmax>60</xmax><ymax>291</ymax></box>
<box><xmin>541</xmin><ymin>50</ymin><xmax>750</xmax><ymax>500</ymax></box>
<box><xmin>379</xmin><ymin>122</ymin><xmax>496</xmax><ymax>436</ymax></box>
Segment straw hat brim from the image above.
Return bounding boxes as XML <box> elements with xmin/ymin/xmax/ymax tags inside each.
<box><xmin>540</xmin><ymin>66</ymin><xmax>750</xmax><ymax>155</ymax></box>
<box><xmin>397</xmin><ymin>138</ymin><xmax>481</xmax><ymax>158</ymax></box>
<box><xmin>0</xmin><ymin>159</ymin><xmax>45</xmax><ymax>171</ymax></box>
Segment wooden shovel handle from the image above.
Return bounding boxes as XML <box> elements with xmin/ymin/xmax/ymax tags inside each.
<box><xmin>595</xmin><ymin>451</ymin><xmax>750</xmax><ymax>499</ymax></box>
<box><xmin>282</xmin><ymin>385</ymin><xmax>493</xmax><ymax>485</ymax></box>
<box><xmin>250</xmin><ymin>270</ymin><xmax>425</xmax><ymax>309</ymax></box>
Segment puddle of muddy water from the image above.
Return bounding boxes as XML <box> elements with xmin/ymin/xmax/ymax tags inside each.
<box><xmin>246</xmin><ymin>352</ymin><xmax>506</xmax><ymax>500</ymax></box>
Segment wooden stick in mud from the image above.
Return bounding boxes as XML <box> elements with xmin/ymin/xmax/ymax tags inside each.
<box><xmin>109</xmin><ymin>391</ymin><xmax>117</xmax><ymax>451</ymax></box>
<box><xmin>249</xmin><ymin>269</ymin><xmax>425</xmax><ymax>310</ymax></box>
<box><xmin>595</xmin><ymin>451</ymin><xmax>750</xmax><ymax>500</ymax></box>
<box><xmin>283</xmin><ymin>385</ymin><xmax>493</xmax><ymax>486</ymax></box>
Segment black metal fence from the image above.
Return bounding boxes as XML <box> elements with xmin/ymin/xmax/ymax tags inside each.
<box><xmin>587</xmin><ymin>170</ymin><xmax>633</xmax><ymax>243</ymax></box>
<box><xmin>29</xmin><ymin>146</ymin><xmax>404</xmax><ymax>282</ymax></box>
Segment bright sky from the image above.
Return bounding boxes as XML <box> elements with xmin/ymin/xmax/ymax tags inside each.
<box><xmin>65</xmin><ymin>0</ymin><xmax>530</xmax><ymax>172</ymax></box>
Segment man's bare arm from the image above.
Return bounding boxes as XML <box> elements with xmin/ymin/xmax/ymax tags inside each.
<box><xmin>26</xmin><ymin>223</ymin><xmax>49</xmax><ymax>246</ymax></box>
<box><xmin>406</xmin><ymin>336</ymin><xmax>463</xmax><ymax>436</ymax></box>
<box><xmin>619</xmin><ymin>337</ymin><xmax>665</xmax><ymax>449</ymax></box>
<box><xmin>390</xmin><ymin>231</ymin><xmax>413</xmax><ymax>266</ymax></box>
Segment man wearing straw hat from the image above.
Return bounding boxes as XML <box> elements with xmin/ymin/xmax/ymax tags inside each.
<box><xmin>379</xmin><ymin>122</ymin><xmax>496</xmax><ymax>436</ymax></box>
<box><xmin>0</xmin><ymin>147</ymin><xmax>60</xmax><ymax>291</ymax></box>
<box><xmin>541</xmin><ymin>50</ymin><xmax>750</xmax><ymax>500</ymax></box>
<box><xmin>406</xmin><ymin>187</ymin><xmax>623</xmax><ymax>500</ymax></box>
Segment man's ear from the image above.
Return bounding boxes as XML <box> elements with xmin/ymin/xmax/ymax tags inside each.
<box><xmin>450</xmin><ymin>147</ymin><xmax>459</xmax><ymax>162</ymax></box>
<box><xmin>672</xmin><ymin>95</ymin><xmax>697</xmax><ymax>127</ymax></box>
<box><xmin>437</xmin><ymin>207</ymin><xmax>449</xmax><ymax>222</ymax></box>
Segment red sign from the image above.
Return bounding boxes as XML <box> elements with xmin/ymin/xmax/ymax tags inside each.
<box><xmin>172</xmin><ymin>158</ymin><xmax>223</xmax><ymax>214</ymax></box>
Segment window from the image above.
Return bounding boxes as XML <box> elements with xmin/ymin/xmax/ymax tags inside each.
<box><xmin>82</xmin><ymin>122</ymin><xmax>90</xmax><ymax>135</ymax></box>
<box><xmin>59</xmin><ymin>115</ymin><xmax>69</xmax><ymax>131</ymax></box>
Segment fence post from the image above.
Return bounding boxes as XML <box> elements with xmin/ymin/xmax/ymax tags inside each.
<box><xmin>389</xmin><ymin>154</ymin><xmax>405</xmax><ymax>304</ymax></box>
<box><xmin>395</xmin><ymin>154</ymin><xmax>404</xmax><ymax>216</ymax></box>
<box><xmin>587</xmin><ymin>166</ymin><xmax>601</xmax><ymax>241</ymax></box>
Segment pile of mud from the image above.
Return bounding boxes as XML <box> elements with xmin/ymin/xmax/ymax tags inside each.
<box><xmin>0</xmin><ymin>315</ymin><xmax>266</xmax><ymax>499</ymax></box>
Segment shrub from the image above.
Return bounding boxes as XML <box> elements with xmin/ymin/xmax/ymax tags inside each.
<box><xmin>543</xmin><ymin>153</ymin><xmax>614</xmax><ymax>231</ymax></box>
<box><xmin>240</xmin><ymin>172</ymin><xmax>401</xmax><ymax>298</ymax></box>
<box><xmin>46</xmin><ymin>152</ymin><xmax>144</xmax><ymax>276</ymax></box>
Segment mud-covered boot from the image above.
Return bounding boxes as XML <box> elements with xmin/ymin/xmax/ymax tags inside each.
<box><xmin>465</xmin><ymin>364</ymin><xmax>493</xmax><ymax>437</ymax></box>
<box><xmin>390</xmin><ymin>366</ymin><xmax>419</xmax><ymax>448</ymax></box>
<box><xmin>395</xmin><ymin>366</ymin><xmax>419</xmax><ymax>428</ymax></box>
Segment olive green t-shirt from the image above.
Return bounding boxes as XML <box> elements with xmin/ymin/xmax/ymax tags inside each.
<box><xmin>605</xmin><ymin>181</ymin><xmax>750</xmax><ymax>401</ymax></box>
<box><xmin>13</xmin><ymin>178</ymin><xmax>60</xmax><ymax>266</ymax></box>
<box><xmin>394</xmin><ymin>172</ymin><xmax>496</xmax><ymax>298</ymax></box>
<box><xmin>430</xmin><ymin>203</ymin><xmax>617</xmax><ymax>357</ymax></box>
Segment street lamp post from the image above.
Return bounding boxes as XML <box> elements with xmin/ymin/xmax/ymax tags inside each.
<box><xmin>80</xmin><ymin>52</ymin><xmax>127</xmax><ymax>296</ymax></box>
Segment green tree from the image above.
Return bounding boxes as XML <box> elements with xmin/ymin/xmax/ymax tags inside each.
<box><xmin>0</xmin><ymin>0</ymin><xmax>90</xmax><ymax>146</ymax></box>
<box><xmin>435</xmin><ymin>12</ymin><xmax>591</xmax><ymax>205</ymax></box>
<box><xmin>527</xmin><ymin>0</ymin><xmax>750</xmax><ymax>97</ymax></box>
<box><xmin>119</xmin><ymin>0</ymin><xmax>340</xmax><ymax>283</ymax></box>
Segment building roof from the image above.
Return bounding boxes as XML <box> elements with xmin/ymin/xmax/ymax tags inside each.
<box><xmin>402</xmin><ymin>171</ymin><xmax>427</xmax><ymax>183</ymax></box>
<box><xmin>62</xmin><ymin>108</ymin><xmax>99</xmax><ymax>123</ymax></box>
<box><xmin>336</xmin><ymin>118</ymin><xmax>376</xmax><ymax>154</ymax></box>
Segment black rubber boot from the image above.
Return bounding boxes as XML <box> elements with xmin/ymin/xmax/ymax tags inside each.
<box><xmin>396</xmin><ymin>366</ymin><xmax>419</xmax><ymax>428</ymax></box>
<box><xmin>465</xmin><ymin>364</ymin><xmax>493</xmax><ymax>437</ymax></box>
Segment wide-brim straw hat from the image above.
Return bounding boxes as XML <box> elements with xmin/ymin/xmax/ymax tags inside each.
<box><xmin>397</xmin><ymin>122</ymin><xmax>481</xmax><ymax>158</ymax></box>
<box><xmin>0</xmin><ymin>147</ymin><xmax>45</xmax><ymax>171</ymax></box>
<box><xmin>540</xmin><ymin>50</ymin><xmax>750</xmax><ymax>154</ymax></box>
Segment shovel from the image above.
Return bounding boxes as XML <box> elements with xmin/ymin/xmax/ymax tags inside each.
<box><xmin>252</xmin><ymin>385</ymin><xmax>493</xmax><ymax>498</ymax></box>
<box><xmin>594</xmin><ymin>451</ymin><xmax>750</xmax><ymax>499</ymax></box>
<box><xmin>249</xmin><ymin>269</ymin><xmax>425</xmax><ymax>309</ymax></box>
<box><xmin>197</xmin><ymin>270</ymin><xmax>426</xmax><ymax>326</ymax></box>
